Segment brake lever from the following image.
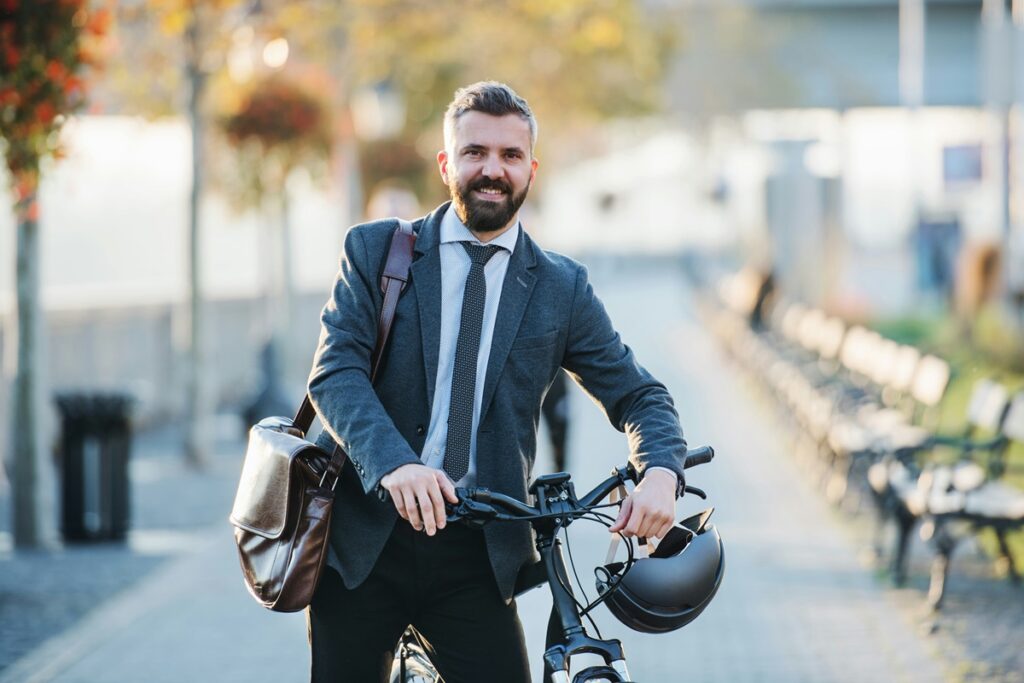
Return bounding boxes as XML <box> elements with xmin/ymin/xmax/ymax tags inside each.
<box><xmin>684</xmin><ymin>485</ymin><xmax>707</xmax><ymax>500</ymax></box>
<box><xmin>445</xmin><ymin>497</ymin><xmax>499</xmax><ymax>529</ymax></box>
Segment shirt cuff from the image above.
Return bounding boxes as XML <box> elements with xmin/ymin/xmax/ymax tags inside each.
<box><xmin>644</xmin><ymin>466</ymin><xmax>683</xmax><ymax>497</ymax></box>
<box><xmin>645</xmin><ymin>466</ymin><xmax>678</xmax><ymax>482</ymax></box>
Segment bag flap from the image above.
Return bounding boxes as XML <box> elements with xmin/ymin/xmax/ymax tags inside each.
<box><xmin>229</xmin><ymin>417</ymin><xmax>326</xmax><ymax>539</ymax></box>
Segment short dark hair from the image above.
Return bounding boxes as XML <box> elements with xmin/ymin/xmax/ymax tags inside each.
<box><xmin>443</xmin><ymin>81</ymin><xmax>538</xmax><ymax>153</ymax></box>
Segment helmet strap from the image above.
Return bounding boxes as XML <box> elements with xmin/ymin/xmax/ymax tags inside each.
<box><xmin>604</xmin><ymin>484</ymin><xmax>657</xmax><ymax>564</ymax></box>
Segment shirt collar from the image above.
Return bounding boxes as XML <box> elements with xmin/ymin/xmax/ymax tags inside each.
<box><xmin>440</xmin><ymin>203</ymin><xmax>519</xmax><ymax>254</ymax></box>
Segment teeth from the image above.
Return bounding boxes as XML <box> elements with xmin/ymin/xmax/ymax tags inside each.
<box><xmin>479</xmin><ymin>188</ymin><xmax>502</xmax><ymax>194</ymax></box>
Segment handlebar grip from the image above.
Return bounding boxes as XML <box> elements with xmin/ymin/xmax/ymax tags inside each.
<box><xmin>683</xmin><ymin>446</ymin><xmax>714</xmax><ymax>469</ymax></box>
<box><xmin>455</xmin><ymin>487</ymin><xmax>493</xmax><ymax>504</ymax></box>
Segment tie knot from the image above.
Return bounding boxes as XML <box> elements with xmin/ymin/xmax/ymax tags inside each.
<box><xmin>461</xmin><ymin>242</ymin><xmax>502</xmax><ymax>266</ymax></box>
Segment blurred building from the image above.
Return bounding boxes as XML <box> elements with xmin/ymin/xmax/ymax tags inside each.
<box><xmin>664</xmin><ymin>0</ymin><xmax>983</xmax><ymax>112</ymax></box>
<box><xmin>659</xmin><ymin>0</ymin><xmax>1020</xmax><ymax>318</ymax></box>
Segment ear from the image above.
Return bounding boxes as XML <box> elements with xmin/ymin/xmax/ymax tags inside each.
<box><xmin>529</xmin><ymin>157</ymin><xmax>539</xmax><ymax>183</ymax></box>
<box><xmin>437</xmin><ymin>150</ymin><xmax>450</xmax><ymax>184</ymax></box>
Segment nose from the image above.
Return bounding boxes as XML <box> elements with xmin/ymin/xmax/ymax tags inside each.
<box><xmin>481</xmin><ymin>153</ymin><xmax>502</xmax><ymax>178</ymax></box>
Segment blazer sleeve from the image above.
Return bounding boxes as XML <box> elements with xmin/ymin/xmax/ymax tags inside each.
<box><xmin>307</xmin><ymin>225</ymin><xmax>420</xmax><ymax>493</ymax></box>
<box><xmin>561</xmin><ymin>264</ymin><xmax>688</xmax><ymax>485</ymax></box>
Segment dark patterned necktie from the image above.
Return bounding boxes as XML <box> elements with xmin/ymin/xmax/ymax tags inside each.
<box><xmin>444</xmin><ymin>242</ymin><xmax>503</xmax><ymax>481</ymax></box>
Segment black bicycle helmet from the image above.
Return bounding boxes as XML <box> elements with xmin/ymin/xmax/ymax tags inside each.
<box><xmin>595</xmin><ymin>508</ymin><xmax>724</xmax><ymax>634</ymax></box>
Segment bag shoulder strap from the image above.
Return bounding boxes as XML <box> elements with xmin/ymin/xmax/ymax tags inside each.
<box><xmin>373</xmin><ymin>218</ymin><xmax>416</xmax><ymax>378</ymax></box>
<box><xmin>293</xmin><ymin>218</ymin><xmax>417</xmax><ymax>463</ymax></box>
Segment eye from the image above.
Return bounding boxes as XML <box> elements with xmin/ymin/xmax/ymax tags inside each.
<box><xmin>464</xmin><ymin>149</ymin><xmax>482</xmax><ymax>159</ymax></box>
<box><xmin>505</xmin><ymin>151</ymin><xmax>523</xmax><ymax>160</ymax></box>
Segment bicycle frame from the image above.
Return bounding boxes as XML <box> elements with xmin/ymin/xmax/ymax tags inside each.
<box><xmin>513</xmin><ymin>472</ymin><xmax>628</xmax><ymax>683</ymax></box>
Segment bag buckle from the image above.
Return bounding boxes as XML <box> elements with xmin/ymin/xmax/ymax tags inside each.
<box><xmin>319</xmin><ymin>469</ymin><xmax>340</xmax><ymax>491</ymax></box>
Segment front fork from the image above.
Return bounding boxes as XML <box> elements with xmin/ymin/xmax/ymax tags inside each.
<box><xmin>539</xmin><ymin>536</ymin><xmax>632</xmax><ymax>682</ymax></box>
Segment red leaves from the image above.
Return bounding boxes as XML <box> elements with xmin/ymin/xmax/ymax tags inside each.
<box><xmin>63</xmin><ymin>74</ymin><xmax>83</xmax><ymax>97</ymax></box>
<box><xmin>45</xmin><ymin>59</ymin><xmax>67</xmax><ymax>81</ymax></box>
<box><xmin>0</xmin><ymin>0</ymin><xmax>108</xmax><ymax>179</ymax></box>
<box><xmin>35</xmin><ymin>101</ymin><xmax>56</xmax><ymax>125</ymax></box>
<box><xmin>0</xmin><ymin>87</ymin><xmax>18</xmax><ymax>106</ymax></box>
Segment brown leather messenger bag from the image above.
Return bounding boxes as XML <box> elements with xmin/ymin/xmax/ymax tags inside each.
<box><xmin>229</xmin><ymin>218</ymin><xmax>416</xmax><ymax>612</ymax></box>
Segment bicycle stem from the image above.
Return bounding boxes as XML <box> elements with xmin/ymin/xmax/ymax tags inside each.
<box><xmin>538</xmin><ymin>532</ymin><xmax>585</xmax><ymax>640</ymax></box>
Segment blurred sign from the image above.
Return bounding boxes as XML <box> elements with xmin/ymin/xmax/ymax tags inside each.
<box><xmin>914</xmin><ymin>214</ymin><xmax>961</xmax><ymax>301</ymax></box>
<box><xmin>942</xmin><ymin>144</ymin><xmax>983</xmax><ymax>187</ymax></box>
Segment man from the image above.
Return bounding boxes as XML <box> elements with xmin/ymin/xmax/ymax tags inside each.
<box><xmin>307</xmin><ymin>81</ymin><xmax>687</xmax><ymax>682</ymax></box>
<box><xmin>541</xmin><ymin>368</ymin><xmax>570</xmax><ymax>471</ymax></box>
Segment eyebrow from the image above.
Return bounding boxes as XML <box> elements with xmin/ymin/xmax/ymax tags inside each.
<box><xmin>460</xmin><ymin>143</ymin><xmax>526</xmax><ymax>155</ymax></box>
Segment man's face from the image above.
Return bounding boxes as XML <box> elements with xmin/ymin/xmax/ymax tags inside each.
<box><xmin>437</xmin><ymin>111</ymin><xmax>538</xmax><ymax>236</ymax></box>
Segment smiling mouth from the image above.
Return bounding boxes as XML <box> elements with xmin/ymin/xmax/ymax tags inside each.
<box><xmin>474</xmin><ymin>187</ymin><xmax>506</xmax><ymax>201</ymax></box>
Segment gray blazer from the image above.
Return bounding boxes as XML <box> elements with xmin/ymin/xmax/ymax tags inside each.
<box><xmin>308</xmin><ymin>202</ymin><xmax>687</xmax><ymax>602</ymax></box>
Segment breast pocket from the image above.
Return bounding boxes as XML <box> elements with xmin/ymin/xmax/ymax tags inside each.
<box><xmin>505</xmin><ymin>330</ymin><xmax>560</xmax><ymax>402</ymax></box>
<box><xmin>510</xmin><ymin>330</ymin><xmax>558</xmax><ymax>351</ymax></box>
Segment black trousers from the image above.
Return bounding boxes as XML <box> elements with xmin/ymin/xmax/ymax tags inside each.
<box><xmin>307</xmin><ymin>521</ymin><xmax>530</xmax><ymax>682</ymax></box>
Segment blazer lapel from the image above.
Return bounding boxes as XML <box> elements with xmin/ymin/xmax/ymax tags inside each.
<box><xmin>410</xmin><ymin>203</ymin><xmax>447</xmax><ymax>408</ymax></box>
<box><xmin>480</xmin><ymin>227</ymin><xmax>538</xmax><ymax>423</ymax></box>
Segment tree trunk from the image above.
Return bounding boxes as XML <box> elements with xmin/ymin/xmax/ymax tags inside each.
<box><xmin>183</xmin><ymin>11</ymin><xmax>208</xmax><ymax>468</ymax></box>
<box><xmin>260</xmin><ymin>187</ymin><xmax>291</xmax><ymax>390</ymax></box>
<box><xmin>13</xmin><ymin>193</ymin><xmax>41</xmax><ymax>548</ymax></box>
<box><xmin>277</xmin><ymin>186</ymin><xmax>294</xmax><ymax>382</ymax></box>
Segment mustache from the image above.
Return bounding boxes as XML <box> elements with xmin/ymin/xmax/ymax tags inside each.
<box><xmin>468</xmin><ymin>178</ymin><xmax>512</xmax><ymax>195</ymax></box>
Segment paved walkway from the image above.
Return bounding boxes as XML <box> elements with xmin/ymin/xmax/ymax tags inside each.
<box><xmin>1</xmin><ymin>261</ymin><xmax>952</xmax><ymax>682</ymax></box>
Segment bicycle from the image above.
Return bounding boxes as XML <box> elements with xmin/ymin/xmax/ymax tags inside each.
<box><xmin>389</xmin><ymin>445</ymin><xmax>723</xmax><ymax>683</ymax></box>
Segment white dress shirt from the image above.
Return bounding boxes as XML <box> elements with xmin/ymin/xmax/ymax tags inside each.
<box><xmin>420</xmin><ymin>205</ymin><xmax>519</xmax><ymax>487</ymax></box>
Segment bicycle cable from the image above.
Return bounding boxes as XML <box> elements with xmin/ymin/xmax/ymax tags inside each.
<box><xmin>562</xmin><ymin>523</ymin><xmax>603</xmax><ymax>639</ymax></box>
<box><xmin>576</xmin><ymin>510</ymin><xmax>637</xmax><ymax>619</ymax></box>
<box><xmin>554</xmin><ymin>518</ymin><xmax>604</xmax><ymax>639</ymax></box>
<box><xmin>545</xmin><ymin>505</ymin><xmax>637</xmax><ymax>624</ymax></box>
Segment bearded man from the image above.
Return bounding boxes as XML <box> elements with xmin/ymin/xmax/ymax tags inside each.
<box><xmin>306</xmin><ymin>81</ymin><xmax>687</xmax><ymax>682</ymax></box>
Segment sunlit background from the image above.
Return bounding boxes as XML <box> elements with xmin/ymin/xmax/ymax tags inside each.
<box><xmin>2</xmin><ymin>1</ymin><xmax>1024</xmax><ymax>681</ymax></box>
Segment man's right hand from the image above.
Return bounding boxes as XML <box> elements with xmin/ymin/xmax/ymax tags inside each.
<box><xmin>379</xmin><ymin>464</ymin><xmax>458</xmax><ymax>536</ymax></box>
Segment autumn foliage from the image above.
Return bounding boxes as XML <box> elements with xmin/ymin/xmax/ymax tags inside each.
<box><xmin>0</xmin><ymin>0</ymin><xmax>110</xmax><ymax>217</ymax></box>
<box><xmin>221</xmin><ymin>75</ymin><xmax>330</xmax><ymax>153</ymax></box>
<box><xmin>218</xmin><ymin>73</ymin><xmax>333</xmax><ymax>204</ymax></box>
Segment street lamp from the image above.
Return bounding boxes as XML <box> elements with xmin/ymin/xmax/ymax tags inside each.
<box><xmin>350</xmin><ymin>82</ymin><xmax>406</xmax><ymax>142</ymax></box>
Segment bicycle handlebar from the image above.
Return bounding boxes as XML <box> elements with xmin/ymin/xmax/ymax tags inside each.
<box><xmin>683</xmin><ymin>445</ymin><xmax>715</xmax><ymax>469</ymax></box>
<box><xmin>448</xmin><ymin>445</ymin><xmax>715</xmax><ymax>525</ymax></box>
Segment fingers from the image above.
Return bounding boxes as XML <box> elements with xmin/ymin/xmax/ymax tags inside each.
<box><xmin>401</xmin><ymin>488</ymin><xmax>423</xmax><ymax>532</ymax></box>
<box><xmin>639</xmin><ymin>513</ymin><xmax>672</xmax><ymax>539</ymax></box>
<box><xmin>425</xmin><ymin>483</ymin><xmax>446</xmax><ymax>534</ymax></box>
<box><xmin>380</xmin><ymin>465</ymin><xmax>454</xmax><ymax>535</ymax></box>
<box><xmin>608</xmin><ymin>498</ymin><xmax>632</xmax><ymax>533</ymax></box>
<box><xmin>610</xmin><ymin>499</ymin><xmax>675</xmax><ymax>539</ymax></box>
<box><xmin>436</xmin><ymin>471</ymin><xmax>459</xmax><ymax>504</ymax></box>
<box><xmin>633</xmin><ymin>503</ymin><xmax>675</xmax><ymax>539</ymax></box>
<box><xmin>391</xmin><ymin>484</ymin><xmax>409</xmax><ymax>521</ymax></box>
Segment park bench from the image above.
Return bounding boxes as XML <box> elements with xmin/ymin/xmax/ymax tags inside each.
<box><xmin>705</xmin><ymin>270</ymin><xmax>1024</xmax><ymax>610</ymax></box>
<box><xmin>823</xmin><ymin>344</ymin><xmax>950</xmax><ymax>506</ymax></box>
<box><xmin>757</xmin><ymin>303</ymin><xmax>951</xmax><ymax>507</ymax></box>
<box><xmin>873</xmin><ymin>386</ymin><xmax>1024</xmax><ymax>609</ymax></box>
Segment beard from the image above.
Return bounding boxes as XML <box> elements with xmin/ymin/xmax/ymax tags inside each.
<box><xmin>448</xmin><ymin>175</ymin><xmax>530</xmax><ymax>234</ymax></box>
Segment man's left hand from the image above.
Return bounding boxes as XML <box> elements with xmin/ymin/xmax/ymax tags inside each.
<box><xmin>608</xmin><ymin>469</ymin><xmax>677</xmax><ymax>539</ymax></box>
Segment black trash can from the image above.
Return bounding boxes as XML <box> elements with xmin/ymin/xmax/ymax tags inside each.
<box><xmin>54</xmin><ymin>393</ymin><xmax>133</xmax><ymax>542</ymax></box>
